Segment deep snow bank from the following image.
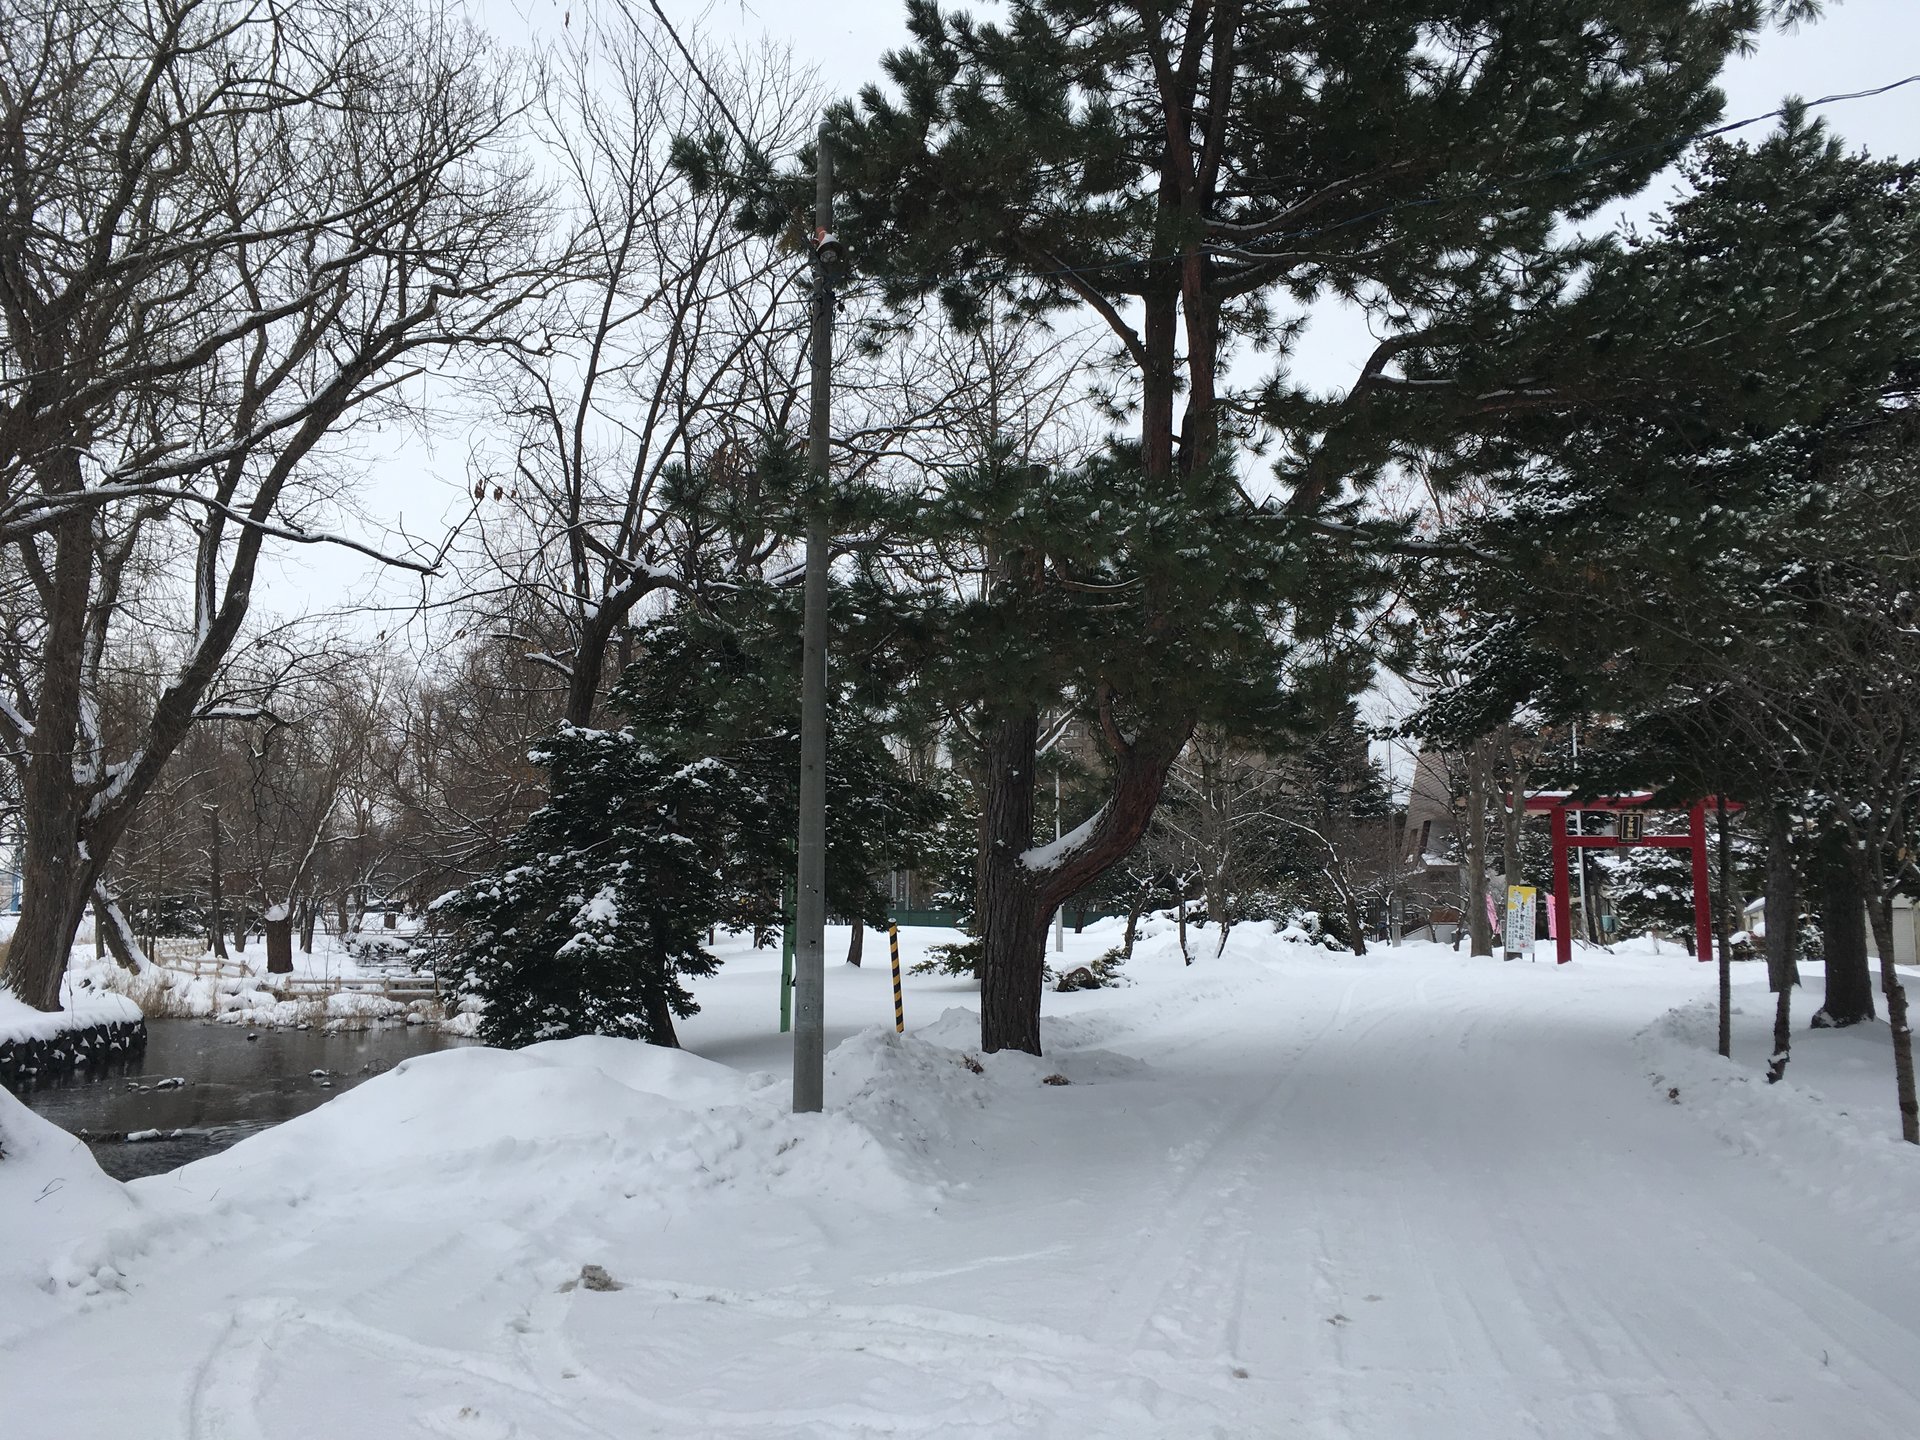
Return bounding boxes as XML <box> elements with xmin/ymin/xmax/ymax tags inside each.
<box><xmin>0</xmin><ymin>1087</ymin><xmax>137</xmax><ymax>1346</ymax></box>
<box><xmin>146</xmin><ymin>1031</ymin><xmax>936</xmax><ymax>1217</ymax></box>
<box><xmin>1637</xmin><ymin>996</ymin><xmax>1920</xmax><ymax>1252</ymax></box>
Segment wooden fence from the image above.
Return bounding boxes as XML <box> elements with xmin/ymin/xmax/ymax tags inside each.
<box><xmin>261</xmin><ymin>974</ymin><xmax>440</xmax><ymax>1002</ymax></box>
<box><xmin>146</xmin><ymin>945</ymin><xmax>437</xmax><ymax>1003</ymax></box>
<box><xmin>149</xmin><ymin>944</ymin><xmax>250</xmax><ymax>979</ymax></box>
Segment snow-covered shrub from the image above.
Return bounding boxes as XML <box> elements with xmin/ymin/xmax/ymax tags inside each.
<box><xmin>1273</xmin><ymin>909</ymin><xmax>1341</xmax><ymax>949</ymax></box>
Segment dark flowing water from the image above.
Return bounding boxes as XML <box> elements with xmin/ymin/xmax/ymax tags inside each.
<box><xmin>9</xmin><ymin>1018</ymin><xmax>474</xmax><ymax>1180</ymax></box>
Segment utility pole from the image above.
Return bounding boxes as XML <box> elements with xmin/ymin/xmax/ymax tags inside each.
<box><xmin>1572</xmin><ymin>722</ymin><xmax>1594</xmax><ymax>944</ymax></box>
<box><xmin>1054</xmin><ymin>771</ymin><xmax>1064</xmax><ymax>952</ymax></box>
<box><xmin>792</xmin><ymin>125</ymin><xmax>835</xmax><ymax>1114</ymax></box>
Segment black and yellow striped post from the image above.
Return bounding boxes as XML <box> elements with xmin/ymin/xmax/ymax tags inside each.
<box><xmin>888</xmin><ymin>923</ymin><xmax>904</xmax><ymax>1034</ymax></box>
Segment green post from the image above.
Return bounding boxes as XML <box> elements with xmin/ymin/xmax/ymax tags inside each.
<box><xmin>780</xmin><ymin>882</ymin><xmax>796</xmax><ymax>1033</ymax></box>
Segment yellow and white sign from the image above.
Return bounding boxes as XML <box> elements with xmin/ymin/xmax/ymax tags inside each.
<box><xmin>1505</xmin><ymin>885</ymin><xmax>1537</xmax><ymax>960</ymax></box>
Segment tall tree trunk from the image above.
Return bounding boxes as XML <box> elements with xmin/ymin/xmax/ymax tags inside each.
<box><xmin>1815</xmin><ymin>830</ymin><xmax>1873</xmax><ymax>1026</ymax></box>
<box><xmin>2</xmin><ymin>508</ymin><xmax>95</xmax><ymax>1010</ymax></box>
<box><xmin>1498</xmin><ymin>754</ymin><xmax>1531</xmax><ymax>887</ymax></box>
<box><xmin>208</xmin><ymin>806</ymin><xmax>229</xmax><ymax>960</ymax></box>
<box><xmin>3</xmin><ymin>454</ymin><xmax>273</xmax><ymax>1005</ymax></box>
<box><xmin>1862</xmin><ymin>894</ymin><xmax>1919</xmax><ymax>1144</ymax></box>
<box><xmin>978</xmin><ymin>710</ymin><xmax>1047</xmax><ymax>1054</ymax></box>
<box><xmin>1493</xmin><ymin>758</ymin><xmax>1530</xmax><ymax>960</ymax></box>
<box><xmin>1122</xmin><ymin>898</ymin><xmax>1144</xmax><ymax>958</ymax></box>
<box><xmin>1764</xmin><ymin>806</ymin><xmax>1799</xmax><ymax>1084</ymax></box>
<box><xmin>1203</xmin><ymin>870</ymin><xmax>1228</xmax><ymax>934</ymax></box>
<box><xmin>644</xmin><ymin>992</ymin><xmax>680</xmax><ymax>1049</ymax></box>
<box><xmin>1464</xmin><ymin>743</ymin><xmax>1492</xmax><ymax>955</ymax></box>
<box><xmin>299</xmin><ymin>899</ymin><xmax>317</xmax><ymax>954</ymax></box>
<box><xmin>6</xmin><ymin>835</ymin><xmax>93</xmax><ymax>1009</ymax></box>
<box><xmin>845</xmin><ymin>922</ymin><xmax>864</xmax><ymax>967</ymax></box>
<box><xmin>976</xmin><ymin>706</ymin><xmax>1187</xmax><ymax>1054</ymax></box>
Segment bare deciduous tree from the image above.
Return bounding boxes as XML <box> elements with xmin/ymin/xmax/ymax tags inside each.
<box><xmin>455</xmin><ymin>10</ymin><xmax>819</xmax><ymax>729</ymax></box>
<box><xmin>0</xmin><ymin>0</ymin><xmax>542</xmax><ymax>1009</ymax></box>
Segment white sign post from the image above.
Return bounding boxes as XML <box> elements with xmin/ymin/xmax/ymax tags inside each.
<box><xmin>1505</xmin><ymin>884</ymin><xmax>1537</xmax><ymax>962</ymax></box>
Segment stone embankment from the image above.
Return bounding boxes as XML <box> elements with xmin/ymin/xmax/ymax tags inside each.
<box><xmin>0</xmin><ymin>991</ymin><xmax>147</xmax><ymax>1090</ymax></box>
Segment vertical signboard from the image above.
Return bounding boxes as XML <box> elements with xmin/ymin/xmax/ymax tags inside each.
<box><xmin>1505</xmin><ymin>884</ymin><xmax>1538</xmax><ymax>961</ymax></box>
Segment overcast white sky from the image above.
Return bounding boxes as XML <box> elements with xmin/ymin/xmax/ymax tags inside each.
<box><xmin>264</xmin><ymin>0</ymin><xmax>1920</xmax><ymax>622</ymax></box>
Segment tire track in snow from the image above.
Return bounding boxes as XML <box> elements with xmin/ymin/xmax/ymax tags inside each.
<box><xmin>185</xmin><ymin>1299</ymin><xmax>290</xmax><ymax>1440</ymax></box>
<box><xmin>1082</xmin><ymin>973</ymin><xmax>1402</xmax><ymax>1363</ymax></box>
<box><xmin>527</xmin><ymin>1276</ymin><xmax>1247</xmax><ymax>1436</ymax></box>
<box><xmin>1443</xmin><ymin>990</ymin><xmax>1920</xmax><ymax>1436</ymax></box>
<box><xmin>1403</xmin><ymin>971</ymin><xmax>1920</xmax><ymax>1439</ymax></box>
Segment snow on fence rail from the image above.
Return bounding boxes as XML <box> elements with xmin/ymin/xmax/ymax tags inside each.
<box><xmin>145</xmin><ymin>946</ymin><xmax>438</xmax><ymax>1001</ymax></box>
<box><xmin>149</xmin><ymin>945</ymin><xmax>250</xmax><ymax>978</ymax></box>
<box><xmin>264</xmin><ymin>975</ymin><xmax>440</xmax><ymax>1001</ymax></box>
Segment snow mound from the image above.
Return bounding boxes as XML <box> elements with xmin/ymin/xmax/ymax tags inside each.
<box><xmin>1637</xmin><ymin>998</ymin><xmax>1920</xmax><ymax>1251</ymax></box>
<box><xmin>913</xmin><ymin>1004</ymin><xmax>1145</xmax><ymax>1080</ymax></box>
<box><xmin>155</xmin><ymin>1034</ymin><xmax>933</xmax><ymax>1217</ymax></box>
<box><xmin>825</xmin><ymin>1007</ymin><xmax>1150</xmax><ymax>1179</ymax></box>
<box><xmin>0</xmin><ymin>1087</ymin><xmax>137</xmax><ymax>1345</ymax></box>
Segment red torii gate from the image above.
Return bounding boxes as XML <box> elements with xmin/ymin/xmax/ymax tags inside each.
<box><xmin>1523</xmin><ymin>793</ymin><xmax>1736</xmax><ymax>966</ymax></box>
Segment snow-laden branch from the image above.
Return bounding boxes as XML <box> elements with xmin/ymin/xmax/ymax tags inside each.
<box><xmin>0</xmin><ymin>693</ymin><xmax>33</xmax><ymax>742</ymax></box>
<box><xmin>1019</xmin><ymin>804</ymin><xmax>1108</xmax><ymax>872</ymax></box>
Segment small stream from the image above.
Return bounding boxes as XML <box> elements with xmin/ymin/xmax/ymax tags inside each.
<box><xmin>10</xmin><ymin>1018</ymin><xmax>474</xmax><ymax>1180</ymax></box>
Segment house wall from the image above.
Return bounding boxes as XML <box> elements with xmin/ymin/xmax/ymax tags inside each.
<box><xmin>1863</xmin><ymin>898</ymin><xmax>1920</xmax><ymax>967</ymax></box>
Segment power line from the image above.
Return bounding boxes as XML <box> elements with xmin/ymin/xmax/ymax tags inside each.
<box><xmin>1195</xmin><ymin>73</ymin><xmax>1920</xmax><ymax>274</ymax></box>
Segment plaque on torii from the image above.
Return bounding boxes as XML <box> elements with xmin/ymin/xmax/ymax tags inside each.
<box><xmin>1522</xmin><ymin>793</ymin><xmax>1737</xmax><ymax>966</ymax></box>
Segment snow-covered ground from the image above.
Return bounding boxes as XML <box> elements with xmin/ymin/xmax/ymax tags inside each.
<box><xmin>4</xmin><ymin>920</ymin><xmax>1918</xmax><ymax>1438</ymax></box>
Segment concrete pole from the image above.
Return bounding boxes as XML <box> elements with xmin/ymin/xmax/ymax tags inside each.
<box><xmin>1054</xmin><ymin>771</ymin><xmax>1064</xmax><ymax>952</ymax></box>
<box><xmin>792</xmin><ymin>126</ymin><xmax>834</xmax><ymax>1114</ymax></box>
<box><xmin>1572</xmin><ymin>722</ymin><xmax>1593</xmax><ymax>944</ymax></box>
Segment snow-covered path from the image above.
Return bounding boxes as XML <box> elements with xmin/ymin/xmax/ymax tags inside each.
<box><xmin>5</xmin><ymin>929</ymin><xmax>1918</xmax><ymax>1438</ymax></box>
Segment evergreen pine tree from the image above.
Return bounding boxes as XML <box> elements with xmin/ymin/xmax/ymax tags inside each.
<box><xmin>1416</xmin><ymin>117</ymin><xmax>1920</xmax><ymax>1131</ymax></box>
<box><xmin>616</xmin><ymin>594</ymin><xmax>949</xmax><ymax>942</ymax></box>
<box><xmin>1599</xmin><ymin>842</ymin><xmax>1701</xmax><ymax>952</ymax></box>
<box><xmin>707</xmin><ymin>0</ymin><xmax>1792</xmax><ymax>1054</ymax></box>
<box><xmin>434</xmin><ymin>719</ymin><xmax>776</xmax><ymax>1049</ymax></box>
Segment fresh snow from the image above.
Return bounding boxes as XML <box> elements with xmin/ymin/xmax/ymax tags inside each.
<box><xmin>4</xmin><ymin>921</ymin><xmax>1919</xmax><ymax>1438</ymax></box>
<box><xmin>0</xmin><ymin>1086</ymin><xmax>138</xmax><ymax>1348</ymax></box>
